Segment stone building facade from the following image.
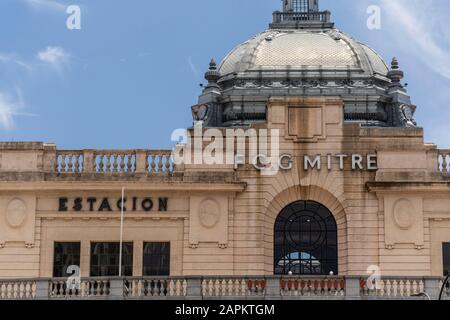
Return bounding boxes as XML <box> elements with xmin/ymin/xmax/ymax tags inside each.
<box><xmin>1</xmin><ymin>1</ymin><xmax>450</xmax><ymax>285</ymax></box>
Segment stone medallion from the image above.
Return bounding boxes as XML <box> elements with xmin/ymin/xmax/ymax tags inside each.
<box><xmin>393</xmin><ymin>199</ymin><xmax>414</xmax><ymax>230</ymax></box>
<box><xmin>5</xmin><ymin>199</ymin><xmax>27</xmax><ymax>228</ymax></box>
<box><xmin>198</xmin><ymin>199</ymin><xmax>220</xmax><ymax>229</ymax></box>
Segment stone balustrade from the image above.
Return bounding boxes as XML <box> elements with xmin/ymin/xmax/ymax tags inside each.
<box><xmin>0</xmin><ymin>280</ymin><xmax>36</xmax><ymax>299</ymax></box>
<box><xmin>55</xmin><ymin>149</ymin><xmax>174</xmax><ymax>175</ymax></box>
<box><xmin>124</xmin><ymin>277</ymin><xmax>187</xmax><ymax>298</ymax></box>
<box><xmin>201</xmin><ymin>277</ymin><xmax>266</xmax><ymax>298</ymax></box>
<box><xmin>0</xmin><ymin>276</ymin><xmax>448</xmax><ymax>300</ymax></box>
<box><xmin>280</xmin><ymin>276</ymin><xmax>345</xmax><ymax>297</ymax></box>
<box><xmin>49</xmin><ymin>278</ymin><xmax>110</xmax><ymax>299</ymax></box>
<box><xmin>438</xmin><ymin>149</ymin><xmax>450</xmax><ymax>176</ymax></box>
<box><xmin>360</xmin><ymin>277</ymin><xmax>425</xmax><ymax>298</ymax></box>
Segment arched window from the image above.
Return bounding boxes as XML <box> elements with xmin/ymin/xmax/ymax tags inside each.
<box><xmin>274</xmin><ymin>201</ymin><xmax>338</xmax><ymax>275</ymax></box>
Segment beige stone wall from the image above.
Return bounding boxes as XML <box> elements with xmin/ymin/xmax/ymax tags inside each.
<box><xmin>1</xmin><ymin>98</ymin><xmax>450</xmax><ymax>278</ymax></box>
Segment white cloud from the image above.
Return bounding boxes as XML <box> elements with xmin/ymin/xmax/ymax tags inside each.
<box><xmin>0</xmin><ymin>92</ymin><xmax>21</xmax><ymax>131</ymax></box>
<box><xmin>23</xmin><ymin>0</ymin><xmax>66</xmax><ymax>12</ymax></box>
<box><xmin>188</xmin><ymin>56</ymin><xmax>201</xmax><ymax>80</ymax></box>
<box><xmin>0</xmin><ymin>89</ymin><xmax>38</xmax><ymax>131</ymax></box>
<box><xmin>381</xmin><ymin>0</ymin><xmax>450</xmax><ymax>80</ymax></box>
<box><xmin>0</xmin><ymin>53</ymin><xmax>32</xmax><ymax>72</ymax></box>
<box><xmin>37</xmin><ymin>46</ymin><xmax>70</xmax><ymax>71</ymax></box>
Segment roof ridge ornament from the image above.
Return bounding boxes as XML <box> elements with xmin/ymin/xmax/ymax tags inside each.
<box><xmin>270</xmin><ymin>0</ymin><xmax>334</xmax><ymax>29</ymax></box>
<box><xmin>387</xmin><ymin>57</ymin><xmax>404</xmax><ymax>89</ymax></box>
<box><xmin>204</xmin><ymin>58</ymin><xmax>221</xmax><ymax>88</ymax></box>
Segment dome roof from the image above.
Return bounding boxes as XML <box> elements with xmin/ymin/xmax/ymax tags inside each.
<box><xmin>218</xmin><ymin>29</ymin><xmax>389</xmax><ymax>79</ymax></box>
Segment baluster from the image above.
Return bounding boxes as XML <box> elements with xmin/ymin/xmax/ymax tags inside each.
<box><xmin>111</xmin><ymin>154</ymin><xmax>118</xmax><ymax>172</ymax></box>
<box><xmin>105</xmin><ymin>154</ymin><xmax>111</xmax><ymax>172</ymax></box>
<box><xmin>165</xmin><ymin>152</ymin><xmax>171</xmax><ymax>172</ymax></box>
<box><xmin>227</xmin><ymin>280</ymin><xmax>233</xmax><ymax>296</ymax></box>
<box><xmin>61</xmin><ymin>155</ymin><xmax>67</xmax><ymax>172</ymax></box>
<box><xmin>18</xmin><ymin>282</ymin><xmax>24</xmax><ymax>299</ymax></box>
<box><xmin>74</xmin><ymin>154</ymin><xmax>80</xmax><ymax>172</ymax></box>
<box><xmin>379</xmin><ymin>280</ymin><xmax>385</xmax><ymax>296</ymax></box>
<box><xmin>25</xmin><ymin>282</ymin><xmax>31</xmax><ymax>298</ymax></box>
<box><xmin>392</xmin><ymin>280</ymin><xmax>399</xmax><ymax>297</ymax></box>
<box><xmin>120</xmin><ymin>154</ymin><xmax>126</xmax><ymax>172</ymax></box>
<box><xmin>151</xmin><ymin>155</ymin><xmax>157</xmax><ymax>174</ymax></box>
<box><xmin>207</xmin><ymin>280</ymin><xmax>213</xmax><ymax>297</ymax></box>
<box><xmin>67</xmin><ymin>154</ymin><xmax>73</xmax><ymax>172</ymax></box>
<box><xmin>411</xmin><ymin>280</ymin><xmax>418</xmax><ymax>295</ymax></box>
<box><xmin>158</xmin><ymin>154</ymin><xmax>164</xmax><ymax>173</ymax></box>
<box><xmin>145</xmin><ymin>153</ymin><xmax>150</xmax><ymax>173</ymax></box>
<box><xmin>233</xmin><ymin>279</ymin><xmax>240</xmax><ymax>296</ymax></box>
<box><xmin>201</xmin><ymin>280</ymin><xmax>206</xmax><ymax>296</ymax></box>
<box><xmin>214</xmin><ymin>280</ymin><xmax>220</xmax><ymax>297</ymax></box>
<box><xmin>138</xmin><ymin>279</ymin><xmax>143</xmax><ymax>297</ymax></box>
<box><xmin>98</xmin><ymin>154</ymin><xmax>104</xmax><ymax>172</ymax></box>
<box><xmin>168</xmin><ymin>280</ymin><xmax>175</xmax><ymax>296</ymax></box>
<box><xmin>405</xmin><ymin>280</ymin><xmax>411</xmax><ymax>296</ymax></box>
<box><xmin>13</xmin><ymin>283</ymin><xmax>19</xmax><ymax>299</ymax></box>
<box><xmin>127</xmin><ymin>154</ymin><xmax>133</xmax><ymax>172</ymax></box>
<box><xmin>182</xmin><ymin>280</ymin><xmax>187</xmax><ymax>296</ymax></box>
<box><xmin>240</xmin><ymin>280</ymin><xmax>246</xmax><ymax>296</ymax></box>
<box><xmin>175</xmin><ymin>280</ymin><xmax>181</xmax><ymax>296</ymax></box>
<box><xmin>443</xmin><ymin>155</ymin><xmax>449</xmax><ymax>174</ymax></box>
<box><xmin>385</xmin><ymin>280</ymin><xmax>392</xmax><ymax>296</ymax></box>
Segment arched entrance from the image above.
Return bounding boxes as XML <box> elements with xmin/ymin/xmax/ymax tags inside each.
<box><xmin>274</xmin><ymin>200</ymin><xmax>338</xmax><ymax>275</ymax></box>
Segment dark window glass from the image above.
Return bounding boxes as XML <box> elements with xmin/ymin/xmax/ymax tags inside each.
<box><xmin>293</xmin><ymin>0</ymin><xmax>309</xmax><ymax>12</ymax></box>
<box><xmin>274</xmin><ymin>201</ymin><xmax>338</xmax><ymax>275</ymax></box>
<box><xmin>90</xmin><ymin>242</ymin><xmax>133</xmax><ymax>277</ymax></box>
<box><xmin>143</xmin><ymin>242</ymin><xmax>170</xmax><ymax>276</ymax></box>
<box><xmin>444</xmin><ymin>243</ymin><xmax>450</xmax><ymax>276</ymax></box>
<box><xmin>53</xmin><ymin>242</ymin><xmax>81</xmax><ymax>277</ymax></box>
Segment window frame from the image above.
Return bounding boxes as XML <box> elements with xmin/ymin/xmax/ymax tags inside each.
<box><xmin>142</xmin><ymin>242</ymin><xmax>171</xmax><ymax>276</ymax></box>
<box><xmin>89</xmin><ymin>242</ymin><xmax>134</xmax><ymax>277</ymax></box>
<box><xmin>53</xmin><ymin>242</ymin><xmax>81</xmax><ymax>278</ymax></box>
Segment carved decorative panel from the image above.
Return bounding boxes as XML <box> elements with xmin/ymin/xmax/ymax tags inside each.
<box><xmin>189</xmin><ymin>196</ymin><xmax>228</xmax><ymax>249</ymax></box>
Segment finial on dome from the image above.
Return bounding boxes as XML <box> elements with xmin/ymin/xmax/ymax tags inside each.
<box><xmin>209</xmin><ymin>58</ymin><xmax>217</xmax><ymax>70</ymax></box>
<box><xmin>391</xmin><ymin>57</ymin><xmax>399</xmax><ymax>70</ymax></box>
<box><xmin>204</xmin><ymin>58</ymin><xmax>220</xmax><ymax>88</ymax></box>
<box><xmin>388</xmin><ymin>57</ymin><xmax>404</xmax><ymax>89</ymax></box>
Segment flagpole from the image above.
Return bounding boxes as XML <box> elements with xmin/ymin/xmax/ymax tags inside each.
<box><xmin>118</xmin><ymin>187</ymin><xmax>125</xmax><ymax>277</ymax></box>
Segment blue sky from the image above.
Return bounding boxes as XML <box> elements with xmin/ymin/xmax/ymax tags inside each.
<box><xmin>1</xmin><ymin>0</ymin><xmax>450</xmax><ymax>149</ymax></box>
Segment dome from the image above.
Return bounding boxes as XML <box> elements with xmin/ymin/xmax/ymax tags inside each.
<box><xmin>218</xmin><ymin>30</ymin><xmax>389</xmax><ymax>80</ymax></box>
<box><xmin>195</xmin><ymin>1</ymin><xmax>416</xmax><ymax>129</ymax></box>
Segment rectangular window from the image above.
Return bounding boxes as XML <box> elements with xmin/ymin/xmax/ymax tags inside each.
<box><xmin>444</xmin><ymin>243</ymin><xmax>450</xmax><ymax>276</ymax></box>
<box><xmin>90</xmin><ymin>242</ymin><xmax>133</xmax><ymax>277</ymax></box>
<box><xmin>143</xmin><ymin>242</ymin><xmax>170</xmax><ymax>276</ymax></box>
<box><xmin>53</xmin><ymin>242</ymin><xmax>81</xmax><ymax>278</ymax></box>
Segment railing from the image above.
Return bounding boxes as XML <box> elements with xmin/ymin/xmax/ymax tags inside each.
<box><xmin>438</xmin><ymin>149</ymin><xmax>450</xmax><ymax>176</ymax></box>
<box><xmin>49</xmin><ymin>278</ymin><xmax>110</xmax><ymax>298</ymax></box>
<box><xmin>0</xmin><ymin>280</ymin><xmax>36</xmax><ymax>299</ymax></box>
<box><xmin>56</xmin><ymin>151</ymin><xmax>84</xmax><ymax>173</ymax></box>
<box><xmin>360</xmin><ymin>277</ymin><xmax>425</xmax><ymax>298</ymax></box>
<box><xmin>280</xmin><ymin>276</ymin><xmax>345</xmax><ymax>297</ymax></box>
<box><xmin>201</xmin><ymin>278</ymin><xmax>266</xmax><ymax>298</ymax></box>
<box><xmin>124</xmin><ymin>278</ymin><xmax>187</xmax><ymax>298</ymax></box>
<box><xmin>272</xmin><ymin>11</ymin><xmax>332</xmax><ymax>24</ymax></box>
<box><xmin>146</xmin><ymin>150</ymin><xmax>174</xmax><ymax>175</ymax></box>
<box><xmin>94</xmin><ymin>151</ymin><xmax>136</xmax><ymax>173</ymax></box>
<box><xmin>55</xmin><ymin>149</ymin><xmax>174</xmax><ymax>175</ymax></box>
<box><xmin>0</xmin><ymin>276</ymin><xmax>447</xmax><ymax>300</ymax></box>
